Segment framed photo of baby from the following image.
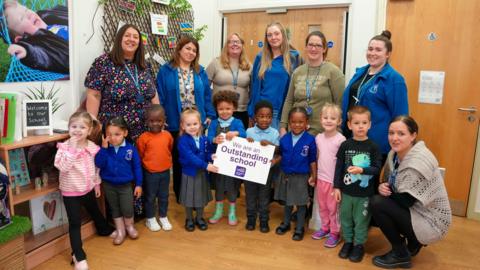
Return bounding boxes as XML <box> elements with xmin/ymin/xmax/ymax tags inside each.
<box><xmin>0</xmin><ymin>0</ymin><xmax>69</xmax><ymax>82</ymax></box>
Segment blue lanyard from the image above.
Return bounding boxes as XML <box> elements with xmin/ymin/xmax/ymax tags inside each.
<box><xmin>179</xmin><ymin>68</ymin><xmax>192</xmax><ymax>94</ymax></box>
<box><xmin>305</xmin><ymin>64</ymin><xmax>322</xmax><ymax>104</ymax></box>
<box><xmin>230</xmin><ymin>68</ymin><xmax>239</xmax><ymax>89</ymax></box>
<box><xmin>124</xmin><ymin>64</ymin><xmax>146</xmax><ymax>103</ymax></box>
<box><xmin>388</xmin><ymin>154</ymin><xmax>399</xmax><ymax>192</ymax></box>
<box><xmin>124</xmin><ymin>64</ymin><xmax>139</xmax><ymax>90</ymax></box>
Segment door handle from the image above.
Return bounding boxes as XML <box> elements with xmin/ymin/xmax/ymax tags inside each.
<box><xmin>458</xmin><ymin>106</ymin><xmax>477</xmax><ymax>113</ymax></box>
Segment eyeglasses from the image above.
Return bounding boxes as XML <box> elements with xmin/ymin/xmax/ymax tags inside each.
<box><xmin>306</xmin><ymin>43</ymin><xmax>323</xmax><ymax>49</ymax></box>
<box><xmin>228</xmin><ymin>40</ymin><xmax>242</xmax><ymax>45</ymax></box>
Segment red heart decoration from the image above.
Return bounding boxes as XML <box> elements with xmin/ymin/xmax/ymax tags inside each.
<box><xmin>43</xmin><ymin>200</ymin><xmax>56</xmax><ymax>220</ymax></box>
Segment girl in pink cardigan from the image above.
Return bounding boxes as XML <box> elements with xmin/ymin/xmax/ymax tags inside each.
<box><xmin>54</xmin><ymin>111</ymin><xmax>113</xmax><ymax>270</ymax></box>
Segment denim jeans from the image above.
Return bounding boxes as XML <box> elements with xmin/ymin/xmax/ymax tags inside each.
<box><xmin>144</xmin><ymin>169</ymin><xmax>170</xmax><ymax>218</ymax></box>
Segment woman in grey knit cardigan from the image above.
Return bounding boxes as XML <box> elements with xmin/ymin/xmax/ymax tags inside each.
<box><xmin>370</xmin><ymin>116</ymin><xmax>451</xmax><ymax>269</ymax></box>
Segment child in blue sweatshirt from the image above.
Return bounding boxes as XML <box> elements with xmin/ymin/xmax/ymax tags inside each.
<box><xmin>178</xmin><ymin>109</ymin><xmax>218</xmax><ymax>232</ymax></box>
<box><xmin>207</xmin><ymin>90</ymin><xmax>246</xmax><ymax>226</ymax></box>
<box><xmin>95</xmin><ymin>117</ymin><xmax>143</xmax><ymax>245</ymax></box>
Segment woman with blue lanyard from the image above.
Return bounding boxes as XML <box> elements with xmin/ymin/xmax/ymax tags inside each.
<box><xmin>85</xmin><ymin>23</ymin><xmax>159</xmax><ymax>142</ymax></box>
<box><xmin>248</xmin><ymin>22</ymin><xmax>302</xmax><ymax>130</ymax></box>
<box><xmin>341</xmin><ymin>30</ymin><xmax>408</xmax><ymax>163</ymax></box>
<box><xmin>156</xmin><ymin>35</ymin><xmax>216</xmax><ymax>202</ymax></box>
<box><xmin>206</xmin><ymin>33</ymin><xmax>251</xmax><ymax>129</ymax></box>
<box><xmin>370</xmin><ymin>116</ymin><xmax>451</xmax><ymax>268</ymax></box>
<box><xmin>280</xmin><ymin>31</ymin><xmax>345</xmax><ymax>136</ymax></box>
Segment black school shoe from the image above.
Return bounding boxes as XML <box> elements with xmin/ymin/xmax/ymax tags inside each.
<box><xmin>260</xmin><ymin>221</ymin><xmax>270</xmax><ymax>233</ymax></box>
<box><xmin>349</xmin><ymin>244</ymin><xmax>365</xmax><ymax>262</ymax></box>
<box><xmin>338</xmin><ymin>242</ymin><xmax>353</xmax><ymax>259</ymax></box>
<box><xmin>292</xmin><ymin>228</ymin><xmax>304</xmax><ymax>241</ymax></box>
<box><xmin>185</xmin><ymin>219</ymin><xmax>195</xmax><ymax>232</ymax></box>
<box><xmin>245</xmin><ymin>217</ymin><xmax>256</xmax><ymax>231</ymax></box>
<box><xmin>196</xmin><ymin>218</ymin><xmax>208</xmax><ymax>231</ymax></box>
<box><xmin>372</xmin><ymin>250</ymin><xmax>412</xmax><ymax>269</ymax></box>
<box><xmin>275</xmin><ymin>223</ymin><xmax>291</xmax><ymax>235</ymax></box>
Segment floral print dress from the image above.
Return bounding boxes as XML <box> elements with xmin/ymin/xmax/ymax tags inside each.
<box><xmin>85</xmin><ymin>54</ymin><xmax>156</xmax><ymax>141</ymax></box>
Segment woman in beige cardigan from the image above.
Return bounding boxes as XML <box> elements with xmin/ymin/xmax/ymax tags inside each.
<box><xmin>370</xmin><ymin>116</ymin><xmax>451</xmax><ymax>269</ymax></box>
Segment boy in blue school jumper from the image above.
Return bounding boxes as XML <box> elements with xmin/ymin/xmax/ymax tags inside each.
<box><xmin>245</xmin><ymin>100</ymin><xmax>280</xmax><ymax>233</ymax></box>
<box><xmin>207</xmin><ymin>90</ymin><xmax>247</xmax><ymax>226</ymax></box>
<box><xmin>275</xmin><ymin>107</ymin><xmax>317</xmax><ymax>241</ymax></box>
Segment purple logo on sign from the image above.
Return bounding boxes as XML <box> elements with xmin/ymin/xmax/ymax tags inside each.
<box><xmin>235</xmin><ymin>166</ymin><xmax>246</xmax><ymax>177</ymax></box>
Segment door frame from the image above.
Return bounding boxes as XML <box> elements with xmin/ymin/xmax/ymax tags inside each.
<box><xmin>467</xmin><ymin>127</ymin><xmax>480</xmax><ymax>220</ymax></box>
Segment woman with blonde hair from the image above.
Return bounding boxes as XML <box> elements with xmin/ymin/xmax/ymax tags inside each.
<box><xmin>248</xmin><ymin>22</ymin><xmax>302</xmax><ymax>129</ymax></box>
<box><xmin>207</xmin><ymin>33</ymin><xmax>251</xmax><ymax>127</ymax></box>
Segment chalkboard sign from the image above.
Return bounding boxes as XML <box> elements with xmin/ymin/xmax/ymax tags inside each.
<box><xmin>23</xmin><ymin>100</ymin><xmax>53</xmax><ymax>137</ymax></box>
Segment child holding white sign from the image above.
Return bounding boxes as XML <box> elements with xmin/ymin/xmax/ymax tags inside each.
<box><xmin>245</xmin><ymin>100</ymin><xmax>279</xmax><ymax>233</ymax></box>
<box><xmin>275</xmin><ymin>107</ymin><xmax>317</xmax><ymax>241</ymax></box>
<box><xmin>207</xmin><ymin>90</ymin><xmax>246</xmax><ymax>226</ymax></box>
<box><xmin>178</xmin><ymin>109</ymin><xmax>218</xmax><ymax>232</ymax></box>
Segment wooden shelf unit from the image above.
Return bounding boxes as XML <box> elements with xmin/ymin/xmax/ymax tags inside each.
<box><xmin>0</xmin><ymin>133</ymin><xmax>68</xmax><ymax>215</ymax></box>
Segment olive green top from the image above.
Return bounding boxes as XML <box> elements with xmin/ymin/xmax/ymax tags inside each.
<box><xmin>280</xmin><ymin>62</ymin><xmax>345</xmax><ymax>135</ymax></box>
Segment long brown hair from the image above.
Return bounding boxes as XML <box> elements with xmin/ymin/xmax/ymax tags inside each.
<box><xmin>171</xmin><ymin>36</ymin><xmax>200</xmax><ymax>73</ymax></box>
<box><xmin>258</xmin><ymin>22</ymin><xmax>292</xmax><ymax>79</ymax></box>
<box><xmin>220</xmin><ymin>33</ymin><xmax>250</xmax><ymax>71</ymax></box>
<box><xmin>109</xmin><ymin>24</ymin><xmax>146</xmax><ymax>69</ymax></box>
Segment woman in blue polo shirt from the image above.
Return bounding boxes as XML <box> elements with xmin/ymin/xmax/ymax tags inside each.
<box><xmin>248</xmin><ymin>22</ymin><xmax>302</xmax><ymax>130</ymax></box>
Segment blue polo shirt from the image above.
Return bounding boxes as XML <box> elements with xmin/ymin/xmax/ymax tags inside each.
<box><xmin>246</xmin><ymin>125</ymin><xmax>280</xmax><ymax>146</ymax></box>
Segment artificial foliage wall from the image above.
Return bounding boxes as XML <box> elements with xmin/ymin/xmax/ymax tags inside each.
<box><xmin>102</xmin><ymin>0</ymin><xmax>195</xmax><ymax>73</ymax></box>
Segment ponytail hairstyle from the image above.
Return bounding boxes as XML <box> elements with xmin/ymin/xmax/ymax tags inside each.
<box><xmin>67</xmin><ymin>111</ymin><xmax>102</xmax><ymax>144</ymax></box>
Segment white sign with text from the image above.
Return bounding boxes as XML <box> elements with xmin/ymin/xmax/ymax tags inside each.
<box><xmin>213</xmin><ymin>135</ymin><xmax>275</xmax><ymax>185</ymax></box>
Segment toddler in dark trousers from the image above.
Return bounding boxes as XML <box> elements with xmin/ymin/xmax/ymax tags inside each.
<box><xmin>334</xmin><ymin>106</ymin><xmax>382</xmax><ymax>263</ymax></box>
<box><xmin>137</xmin><ymin>105</ymin><xmax>174</xmax><ymax>232</ymax></box>
<box><xmin>207</xmin><ymin>90</ymin><xmax>246</xmax><ymax>226</ymax></box>
<box><xmin>245</xmin><ymin>100</ymin><xmax>280</xmax><ymax>233</ymax></box>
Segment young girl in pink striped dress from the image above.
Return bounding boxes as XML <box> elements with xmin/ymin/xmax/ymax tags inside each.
<box><xmin>54</xmin><ymin>111</ymin><xmax>113</xmax><ymax>270</ymax></box>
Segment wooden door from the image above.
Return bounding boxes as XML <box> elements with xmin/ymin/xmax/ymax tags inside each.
<box><xmin>387</xmin><ymin>0</ymin><xmax>480</xmax><ymax>216</ymax></box>
<box><xmin>224</xmin><ymin>7</ymin><xmax>348</xmax><ymax>69</ymax></box>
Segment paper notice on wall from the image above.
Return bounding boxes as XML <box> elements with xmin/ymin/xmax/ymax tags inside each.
<box><xmin>152</xmin><ymin>0</ymin><xmax>170</xmax><ymax>4</ymax></box>
<box><xmin>150</xmin><ymin>13</ymin><xmax>168</xmax><ymax>35</ymax></box>
<box><xmin>418</xmin><ymin>70</ymin><xmax>445</xmax><ymax>104</ymax></box>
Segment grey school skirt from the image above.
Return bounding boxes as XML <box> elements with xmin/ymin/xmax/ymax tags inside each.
<box><xmin>179</xmin><ymin>171</ymin><xmax>213</xmax><ymax>208</ymax></box>
<box><xmin>274</xmin><ymin>172</ymin><xmax>309</xmax><ymax>206</ymax></box>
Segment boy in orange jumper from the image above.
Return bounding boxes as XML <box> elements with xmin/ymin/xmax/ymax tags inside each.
<box><xmin>137</xmin><ymin>105</ymin><xmax>174</xmax><ymax>231</ymax></box>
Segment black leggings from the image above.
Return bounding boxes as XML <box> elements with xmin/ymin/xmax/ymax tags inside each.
<box><xmin>370</xmin><ymin>195</ymin><xmax>420</xmax><ymax>252</ymax></box>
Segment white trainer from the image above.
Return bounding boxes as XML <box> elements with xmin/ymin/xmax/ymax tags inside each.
<box><xmin>145</xmin><ymin>217</ymin><xmax>161</xmax><ymax>232</ymax></box>
<box><xmin>159</xmin><ymin>217</ymin><xmax>172</xmax><ymax>231</ymax></box>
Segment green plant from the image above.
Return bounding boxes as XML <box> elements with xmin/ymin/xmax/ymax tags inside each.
<box><xmin>169</xmin><ymin>0</ymin><xmax>192</xmax><ymax>19</ymax></box>
<box><xmin>24</xmin><ymin>83</ymin><xmax>65</xmax><ymax>114</ymax></box>
<box><xmin>192</xmin><ymin>25</ymin><xmax>208</xmax><ymax>41</ymax></box>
